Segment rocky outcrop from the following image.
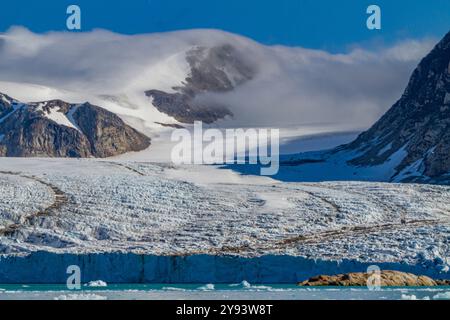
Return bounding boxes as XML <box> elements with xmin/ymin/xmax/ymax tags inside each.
<box><xmin>0</xmin><ymin>96</ymin><xmax>150</xmax><ymax>158</ymax></box>
<box><xmin>0</xmin><ymin>93</ymin><xmax>14</xmax><ymax>119</ymax></box>
<box><xmin>345</xmin><ymin>31</ymin><xmax>450</xmax><ymax>183</ymax></box>
<box><xmin>436</xmin><ymin>279</ymin><xmax>450</xmax><ymax>286</ymax></box>
<box><xmin>71</xmin><ymin>103</ymin><xmax>151</xmax><ymax>157</ymax></box>
<box><xmin>146</xmin><ymin>89</ymin><xmax>231</xmax><ymax>124</ymax></box>
<box><xmin>0</xmin><ymin>253</ymin><xmax>449</xmax><ymax>284</ymax></box>
<box><xmin>146</xmin><ymin>44</ymin><xmax>256</xmax><ymax>123</ymax></box>
<box><xmin>298</xmin><ymin>270</ymin><xmax>442</xmax><ymax>287</ymax></box>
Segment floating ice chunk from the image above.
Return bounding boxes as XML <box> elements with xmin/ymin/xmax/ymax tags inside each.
<box><xmin>54</xmin><ymin>293</ymin><xmax>107</xmax><ymax>300</ymax></box>
<box><xmin>229</xmin><ymin>280</ymin><xmax>251</xmax><ymax>288</ymax></box>
<box><xmin>197</xmin><ymin>284</ymin><xmax>215</xmax><ymax>291</ymax></box>
<box><xmin>228</xmin><ymin>280</ymin><xmax>272</xmax><ymax>290</ymax></box>
<box><xmin>161</xmin><ymin>287</ymin><xmax>187</xmax><ymax>292</ymax></box>
<box><xmin>86</xmin><ymin>280</ymin><xmax>107</xmax><ymax>287</ymax></box>
<box><xmin>401</xmin><ymin>294</ymin><xmax>417</xmax><ymax>300</ymax></box>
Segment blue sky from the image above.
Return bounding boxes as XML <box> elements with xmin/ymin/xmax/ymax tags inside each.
<box><xmin>0</xmin><ymin>0</ymin><xmax>449</xmax><ymax>51</ymax></box>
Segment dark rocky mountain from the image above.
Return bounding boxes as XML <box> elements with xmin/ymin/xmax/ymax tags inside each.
<box><xmin>0</xmin><ymin>96</ymin><xmax>150</xmax><ymax>158</ymax></box>
<box><xmin>71</xmin><ymin>103</ymin><xmax>151</xmax><ymax>157</ymax></box>
<box><xmin>344</xmin><ymin>31</ymin><xmax>450</xmax><ymax>183</ymax></box>
<box><xmin>146</xmin><ymin>44</ymin><xmax>256</xmax><ymax>123</ymax></box>
<box><xmin>146</xmin><ymin>89</ymin><xmax>232</xmax><ymax>124</ymax></box>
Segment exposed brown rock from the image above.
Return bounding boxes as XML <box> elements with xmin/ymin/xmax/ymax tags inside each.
<box><xmin>298</xmin><ymin>270</ymin><xmax>444</xmax><ymax>287</ymax></box>
<box><xmin>0</xmin><ymin>97</ymin><xmax>151</xmax><ymax>158</ymax></box>
<box><xmin>436</xmin><ymin>279</ymin><xmax>450</xmax><ymax>286</ymax></box>
<box><xmin>72</xmin><ymin>103</ymin><xmax>151</xmax><ymax>157</ymax></box>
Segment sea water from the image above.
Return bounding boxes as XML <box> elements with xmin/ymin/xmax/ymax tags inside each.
<box><xmin>0</xmin><ymin>283</ymin><xmax>449</xmax><ymax>300</ymax></box>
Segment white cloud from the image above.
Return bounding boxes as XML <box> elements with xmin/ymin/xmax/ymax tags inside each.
<box><xmin>0</xmin><ymin>26</ymin><xmax>437</xmax><ymax>130</ymax></box>
<box><xmin>203</xmin><ymin>38</ymin><xmax>436</xmax><ymax>128</ymax></box>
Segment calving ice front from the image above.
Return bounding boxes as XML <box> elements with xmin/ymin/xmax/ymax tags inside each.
<box><xmin>171</xmin><ymin>121</ymin><xmax>280</xmax><ymax>175</ymax></box>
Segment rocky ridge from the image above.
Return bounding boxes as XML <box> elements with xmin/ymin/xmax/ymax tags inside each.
<box><xmin>0</xmin><ymin>94</ymin><xmax>150</xmax><ymax>158</ymax></box>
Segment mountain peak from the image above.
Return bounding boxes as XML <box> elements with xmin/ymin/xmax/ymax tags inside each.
<box><xmin>146</xmin><ymin>43</ymin><xmax>255</xmax><ymax>124</ymax></box>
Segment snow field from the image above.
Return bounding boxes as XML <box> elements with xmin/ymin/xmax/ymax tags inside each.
<box><xmin>0</xmin><ymin>158</ymin><xmax>448</xmax><ymax>274</ymax></box>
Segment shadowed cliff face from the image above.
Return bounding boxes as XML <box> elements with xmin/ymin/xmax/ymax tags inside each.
<box><xmin>145</xmin><ymin>89</ymin><xmax>232</xmax><ymax>124</ymax></box>
<box><xmin>0</xmin><ymin>252</ymin><xmax>448</xmax><ymax>284</ymax></box>
<box><xmin>0</xmin><ymin>98</ymin><xmax>150</xmax><ymax>158</ymax></box>
<box><xmin>146</xmin><ymin>44</ymin><xmax>256</xmax><ymax>124</ymax></box>
<box><xmin>346</xmin><ymin>31</ymin><xmax>450</xmax><ymax>181</ymax></box>
<box><xmin>0</xmin><ymin>93</ymin><xmax>14</xmax><ymax>119</ymax></box>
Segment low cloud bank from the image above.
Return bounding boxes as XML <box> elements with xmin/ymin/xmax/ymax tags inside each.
<box><xmin>0</xmin><ymin>26</ymin><xmax>436</xmax><ymax>129</ymax></box>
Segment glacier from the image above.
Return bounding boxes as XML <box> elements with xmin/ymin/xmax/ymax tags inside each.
<box><xmin>0</xmin><ymin>157</ymin><xmax>449</xmax><ymax>283</ymax></box>
<box><xmin>1</xmin><ymin>252</ymin><xmax>449</xmax><ymax>284</ymax></box>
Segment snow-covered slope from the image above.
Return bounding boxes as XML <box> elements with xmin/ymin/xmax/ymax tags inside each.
<box><xmin>0</xmin><ymin>158</ymin><xmax>449</xmax><ymax>283</ymax></box>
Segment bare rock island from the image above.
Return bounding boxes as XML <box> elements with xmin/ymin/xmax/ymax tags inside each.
<box><xmin>146</xmin><ymin>44</ymin><xmax>256</xmax><ymax>123</ymax></box>
<box><xmin>299</xmin><ymin>270</ymin><xmax>450</xmax><ymax>287</ymax></box>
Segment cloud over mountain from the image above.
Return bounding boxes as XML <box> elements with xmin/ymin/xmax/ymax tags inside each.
<box><xmin>0</xmin><ymin>26</ymin><xmax>436</xmax><ymax>129</ymax></box>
